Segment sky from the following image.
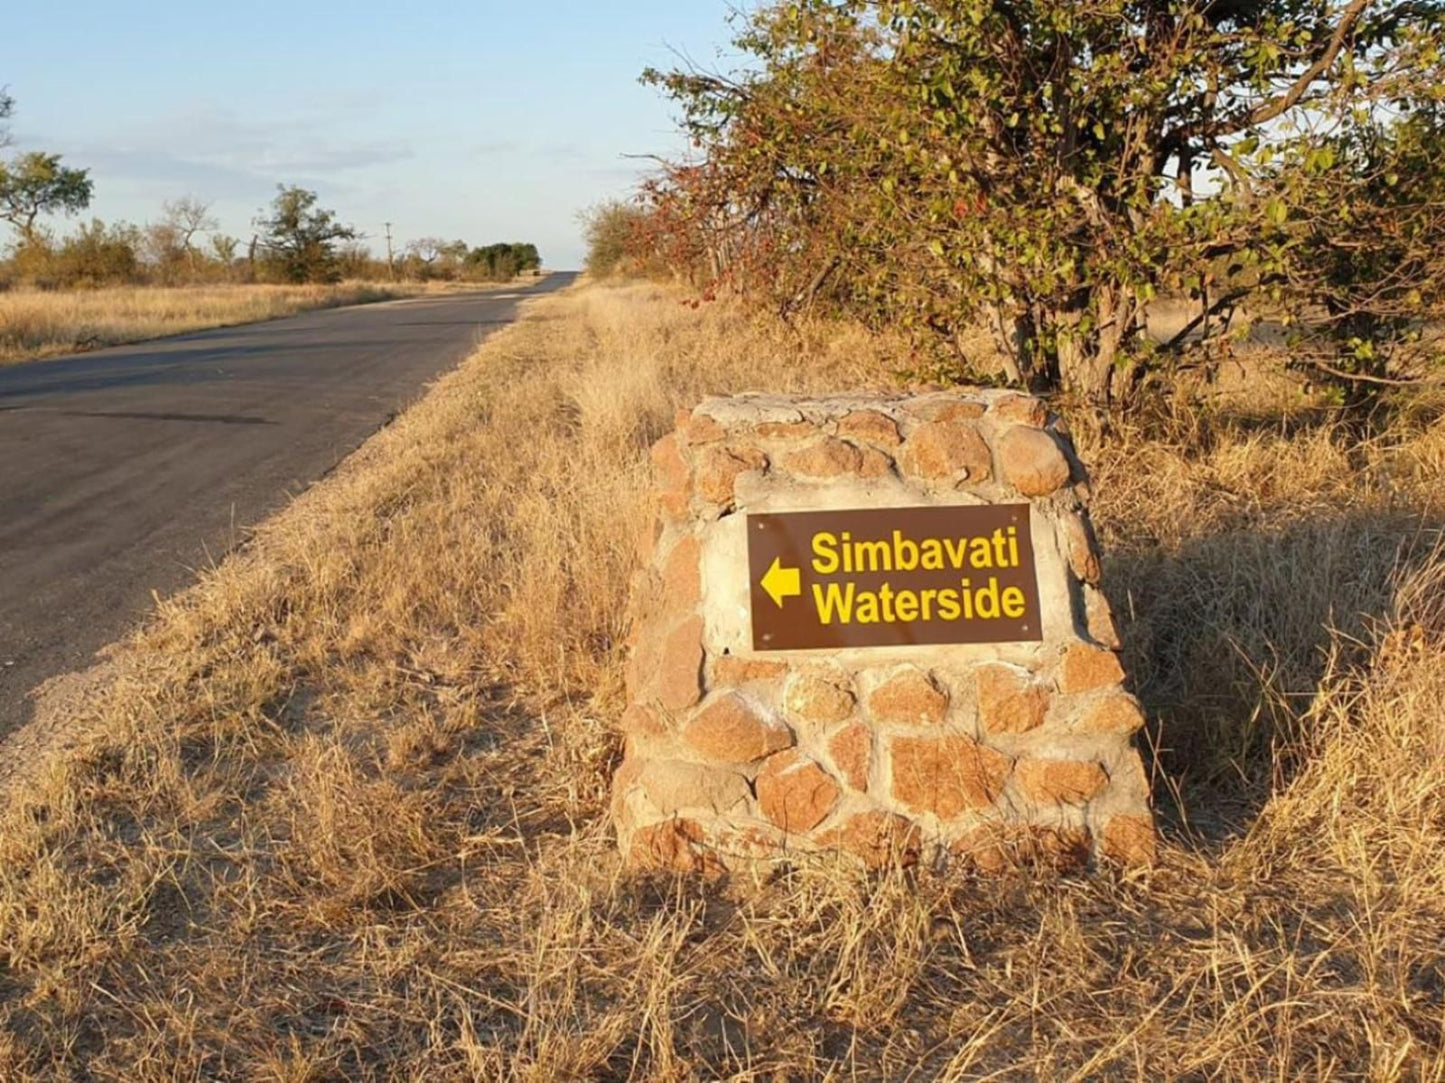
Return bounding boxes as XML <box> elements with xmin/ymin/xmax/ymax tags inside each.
<box><xmin>3</xmin><ymin>1</ymin><xmax>750</xmax><ymax>268</ymax></box>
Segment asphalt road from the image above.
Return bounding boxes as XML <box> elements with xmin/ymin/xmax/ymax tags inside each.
<box><xmin>0</xmin><ymin>273</ymin><xmax>576</xmax><ymax>736</ymax></box>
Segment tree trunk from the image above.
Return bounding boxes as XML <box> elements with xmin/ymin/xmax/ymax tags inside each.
<box><xmin>1047</xmin><ymin>284</ymin><xmax>1139</xmax><ymax>408</ymax></box>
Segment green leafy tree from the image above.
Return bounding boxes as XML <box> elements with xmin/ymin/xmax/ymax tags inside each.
<box><xmin>645</xmin><ymin>0</ymin><xmax>1445</xmax><ymax>406</ymax></box>
<box><xmin>253</xmin><ymin>185</ymin><xmax>358</xmax><ymax>283</ymax></box>
<box><xmin>0</xmin><ymin>151</ymin><xmax>93</xmax><ymax>244</ymax></box>
<box><xmin>465</xmin><ymin>241</ymin><xmax>542</xmax><ymax>280</ymax></box>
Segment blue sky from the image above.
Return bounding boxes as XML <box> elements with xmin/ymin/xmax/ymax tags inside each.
<box><xmin>4</xmin><ymin>1</ymin><xmax>748</xmax><ymax>268</ymax></box>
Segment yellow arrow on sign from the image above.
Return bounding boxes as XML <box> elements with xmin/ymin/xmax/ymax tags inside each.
<box><xmin>760</xmin><ymin>556</ymin><xmax>802</xmax><ymax>608</ymax></box>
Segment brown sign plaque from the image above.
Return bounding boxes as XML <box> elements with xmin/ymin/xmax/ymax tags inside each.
<box><xmin>747</xmin><ymin>504</ymin><xmax>1043</xmax><ymax>651</ymax></box>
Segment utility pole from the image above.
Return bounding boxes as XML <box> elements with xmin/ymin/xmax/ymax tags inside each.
<box><xmin>384</xmin><ymin>221</ymin><xmax>396</xmax><ymax>281</ymax></box>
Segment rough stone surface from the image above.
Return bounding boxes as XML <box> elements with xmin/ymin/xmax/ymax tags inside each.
<box><xmin>899</xmin><ymin>420</ymin><xmax>992</xmax><ymax>483</ymax></box>
<box><xmin>1084</xmin><ymin>586</ymin><xmax>1122</xmax><ymax>649</ymax></box>
<box><xmin>990</xmin><ymin>393</ymin><xmax>1048</xmax><ymax>427</ymax></box>
<box><xmin>890</xmin><ymin>735</ymin><xmax>1011</xmax><ymax>819</ymax></box>
<box><xmin>868</xmin><ymin>669</ymin><xmax>949</xmax><ymax>726</ymax></box>
<box><xmin>1101</xmin><ymin>814</ymin><xmax>1157</xmax><ymax>867</ymax></box>
<box><xmin>613</xmin><ymin>390</ymin><xmax>1154</xmax><ymax>873</ymax></box>
<box><xmin>954</xmin><ymin>823</ymin><xmax>1091</xmax><ymax>871</ymax></box>
<box><xmin>783</xmin><ymin>438</ymin><xmax>864</xmax><ymax>478</ymax></box>
<box><xmin>683</xmin><ymin>413</ymin><xmax>727</xmax><ymax>445</ymax></box>
<box><xmin>635</xmin><ymin>760</ymin><xmax>753</xmax><ymax>816</ymax></box>
<box><xmin>784</xmin><ymin>673</ymin><xmax>855</xmax><ymax>725</ymax></box>
<box><xmin>1061</xmin><ymin>513</ymin><xmax>1103</xmax><ymax>584</ymax></box>
<box><xmin>683</xmin><ymin>693</ymin><xmax>793</xmax><ymax>764</ymax></box>
<box><xmin>1080</xmin><ymin>693</ymin><xmax>1146</xmax><ymax>735</ymax></box>
<box><xmin>650</xmin><ymin>433</ymin><xmax>689</xmax><ymax>493</ymax></box>
<box><xmin>908</xmin><ymin>397</ymin><xmax>986</xmax><ymax>422</ymax></box>
<box><xmin>711</xmin><ymin>656</ymin><xmax>789</xmax><ymax>685</ymax></box>
<box><xmin>828</xmin><ymin>723</ymin><xmax>872</xmax><ymax>792</ymax></box>
<box><xmin>657</xmin><ymin>617</ymin><xmax>705</xmax><ymax>711</ymax></box>
<box><xmin>836</xmin><ymin>410</ymin><xmax>901</xmax><ymax>446</ymax></box>
<box><xmin>661</xmin><ymin>536</ymin><xmax>702</xmax><ymax>614</ymax></box>
<box><xmin>755</xmin><ymin>750</ymin><xmax>841</xmax><ymax>833</ymax></box>
<box><xmin>976</xmin><ymin>664</ymin><xmax>1049</xmax><ymax>735</ymax></box>
<box><xmin>619</xmin><ymin>704</ymin><xmax>668</xmax><ymax>740</ymax></box>
<box><xmin>818</xmin><ymin>811</ymin><xmax>922</xmax><ymax>868</ymax></box>
<box><xmin>754</xmin><ymin>420</ymin><xmax>817</xmax><ymax>439</ymax></box>
<box><xmin>1060</xmin><ymin>643</ymin><xmax>1127</xmax><ymax>694</ymax></box>
<box><xmin>630</xmin><ymin>818</ymin><xmax>723</xmax><ymax>875</ymax></box>
<box><xmin>696</xmin><ymin>444</ymin><xmax>766</xmax><ymax>506</ymax></box>
<box><xmin>1015</xmin><ymin>758</ymin><xmax>1109</xmax><ymax>804</ymax></box>
<box><xmin>857</xmin><ymin>447</ymin><xmax>895</xmax><ymax>479</ymax></box>
<box><xmin>999</xmin><ymin>426</ymin><xmax>1071</xmax><ymax>496</ymax></box>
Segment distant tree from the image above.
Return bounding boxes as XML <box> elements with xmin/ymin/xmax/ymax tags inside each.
<box><xmin>161</xmin><ymin>196</ymin><xmax>217</xmax><ymax>274</ymax></box>
<box><xmin>253</xmin><ymin>185</ymin><xmax>358</xmax><ymax>283</ymax></box>
<box><xmin>465</xmin><ymin>241</ymin><xmax>541</xmax><ymax>280</ymax></box>
<box><xmin>406</xmin><ymin>236</ymin><xmax>448</xmax><ymax>271</ymax></box>
<box><xmin>0</xmin><ymin>152</ymin><xmax>93</xmax><ymax>244</ymax></box>
<box><xmin>210</xmin><ymin>234</ymin><xmax>239</xmax><ymax>264</ymax></box>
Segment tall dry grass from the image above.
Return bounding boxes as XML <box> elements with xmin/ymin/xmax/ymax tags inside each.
<box><xmin>0</xmin><ymin>280</ymin><xmax>1440</xmax><ymax>1079</ymax></box>
<box><xmin>0</xmin><ymin>280</ymin><xmax>515</xmax><ymax>365</ymax></box>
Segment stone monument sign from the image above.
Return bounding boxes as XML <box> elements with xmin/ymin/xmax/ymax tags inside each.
<box><xmin>612</xmin><ymin>390</ymin><xmax>1155</xmax><ymax>874</ymax></box>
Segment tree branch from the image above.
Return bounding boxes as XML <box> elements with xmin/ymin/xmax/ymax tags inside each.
<box><xmin>1242</xmin><ymin>0</ymin><xmax>1372</xmax><ymax>129</ymax></box>
<box><xmin>1304</xmin><ymin>358</ymin><xmax>1440</xmax><ymax>386</ymax></box>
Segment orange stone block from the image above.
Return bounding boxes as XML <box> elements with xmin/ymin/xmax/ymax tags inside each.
<box><xmin>695</xmin><ymin>444</ymin><xmax>767</xmax><ymax>506</ymax></box>
<box><xmin>660</xmin><ymin>535</ymin><xmax>701</xmax><ymax>614</ymax></box>
<box><xmin>889</xmin><ymin>734</ymin><xmax>1011</xmax><ymax>819</ymax></box>
<box><xmin>650</xmin><ymin>433</ymin><xmax>689</xmax><ymax>493</ymax></box>
<box><xmin>867</xmin><ymin>669</ymin><xmax>949</xmax><ymax>726</ymax></box>
<box><xmin>782</xmin><ymin>437</ymin><xmax>864</xmax><ymax>478</ymax></box>
<box><xmin>1059</xmin><ymin>643</ymin><xmax>1126</xmax><ymax>694</ymax></box>
<box><xmin>754</xmin><ymin>420</ymin><xmax>817</xmax><ymax>439</ymax></box>
<box><xmin>899</xmin><ymin>420</ymin><xmax>992</xmax><ymax>483</ymax></box>
<box><xmin>828</xmin><ymin>723</ymin><xmax>872</xmax><ymax>792</ymax></box>
<box><xmin>976</xmin><ymin>664</ymin><xmax>1050</xmax><ymax>735</ymax></box>
<box><xmin>1014</xmin><ymin>758</ymin><xmax>1108</xmax><ymax>804</ymax></box>
<box><xmin>785</xmin><ymin>674</ymin><xmax>856</xmax><ymax>725</ymax></box>
<box><xmin>990</xmin><ymin>393</ymin><xmax>1048</xmax><ymax>427</ymax></box>
<box><xmin>683</xmin><ymin>693</ymin><xmax>793</xmax><ymax>763</ymax></box>
<box><xmin>755</xmin><ymin>750</ymin><xmax>841</xmax><ymax>833</ymax></box>
<box><xmin>998</xmin><ymin>426</ymin><xmax>1071</xmax><ymax>496</ymax></box>
<box><xmin>1080</xmin><ymin>693</ymin><xmax>1145</xmax><ymax>735</ymax></box>
<box><xmin>836</xmin><ymin>409</ymin><xmax>901</xmax><ymax>447</ymax></box>
<box><xmin>629</xmin><ymin>818</ymin><xmax>723</xmax><ymax>876</ymax></box>
<box><xmin>1061</xmin><ymin>512</ymin><xmax>1102</xmax><ymax>584</ymax></box>
<box><xmin>657</xmin><ymin>616</ymin><xmax>705</xmax><ymax>710</ymax></box>
<box><xmin>817</xmin><ymin>810</ymin><xmax>922</xmax><ymax>868</ymax></box>
<box><xmin>683</xmin><ymin>413</ymin><xmax>727</xmax><ymax>445</ymax></box>
<box><xmin>1084</xmin><ymin>586</ymin><xmax>1122</xmax><ymax>649</ymax></box>
<box><xmin>710</xmin><ymin>656</ymin><xmax>789</xmax><ymax>685</ymax></box>
<box><xmin>1101</xmin><ymin>813</ymin><xmax>1157</xmax><ymax>867</ymax></box>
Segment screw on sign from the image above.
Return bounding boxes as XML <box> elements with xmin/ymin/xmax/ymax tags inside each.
<box><xmin>748</xmin><ymin>504</ymin><xmax>1043</xmax><ymax>651</ymax></box>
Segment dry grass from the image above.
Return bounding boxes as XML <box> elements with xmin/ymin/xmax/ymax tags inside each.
<box><xmin>0</xmin><ymin>280</ymin><xmax>528</xmax><ymax>365</ymax></box>
<box><xmin>0</xmin><ymin>280</ymin><xmax>1441</xmax><ymax>1079</ymax></box>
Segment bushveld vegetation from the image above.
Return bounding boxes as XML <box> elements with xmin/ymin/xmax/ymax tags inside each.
<box><xmin>623</xmin><ymin>0</ymin><xmax>1445</xmax><ymax>408</ymax></box>
<box><xmin>0</xmin><ymin>93</ymin><xmax>541</xmax><ymax>293</ymax></box>
<box><xmin>0</xmin><ymin>281</ymin><xmax>1440</xmax><ymax>1077</ymax></box>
